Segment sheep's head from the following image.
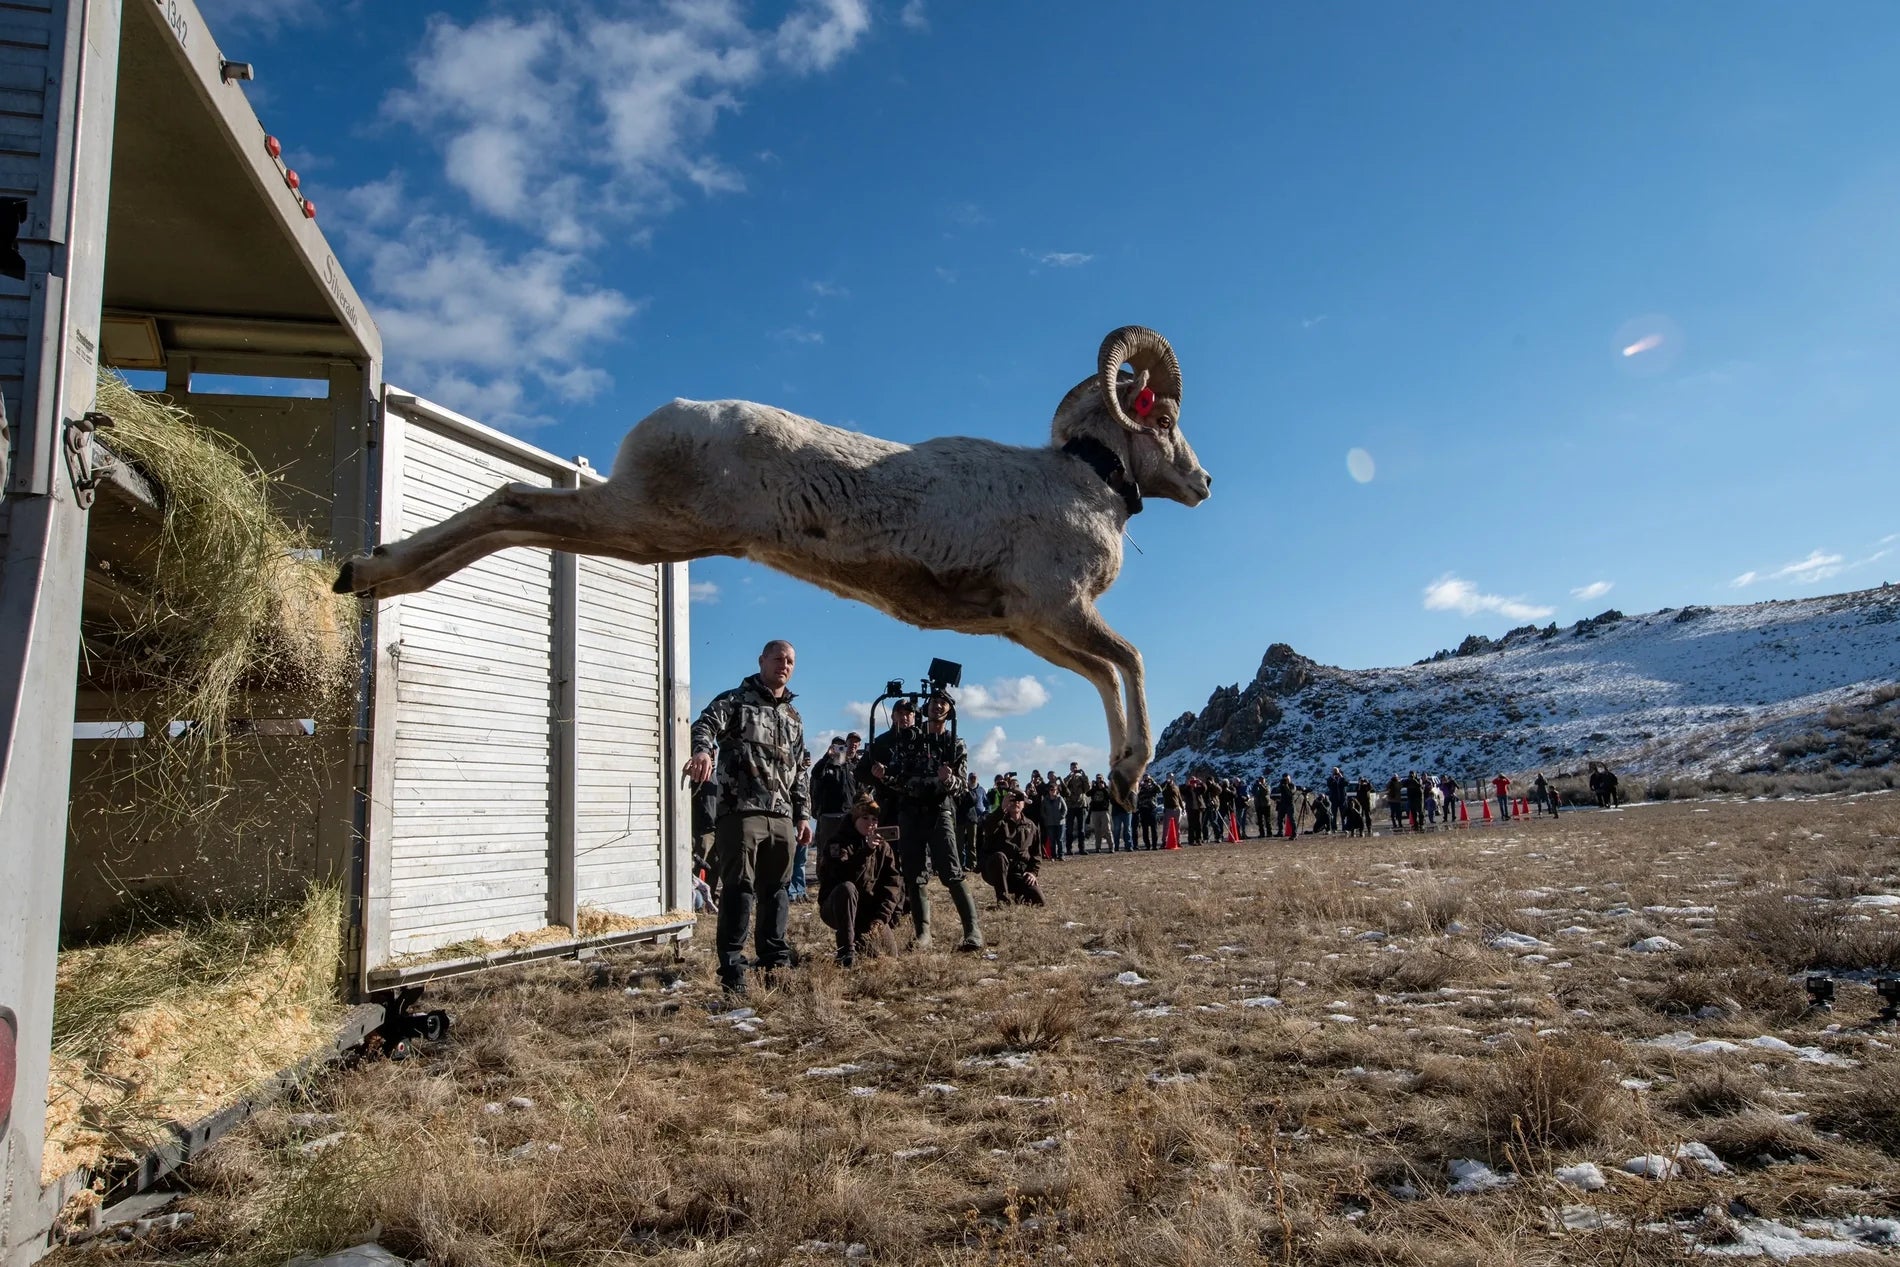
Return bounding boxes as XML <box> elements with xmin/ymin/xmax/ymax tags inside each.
<box><xmin>1053</xmin><ymin>326</ymin><xmax>1211</xmax><ymax>507</ymax></box>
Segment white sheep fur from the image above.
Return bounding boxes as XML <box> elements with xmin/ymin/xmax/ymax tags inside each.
<box><xmin>335</xmin><ymin>327</ymin><xmax>1211</xmax><ymax>805</ymax></box>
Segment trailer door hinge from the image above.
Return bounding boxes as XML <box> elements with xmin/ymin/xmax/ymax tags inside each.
<box><xmin>65</xmin><ymin>412</ymin><xmax>109</xmax><ymax>508</ymax></box>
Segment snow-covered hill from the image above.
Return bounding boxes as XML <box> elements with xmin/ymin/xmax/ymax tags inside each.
<box><xmin>1153</xmin><ymin>586</ymin><xmax>1900</xmax><ymax>783</ymax></box>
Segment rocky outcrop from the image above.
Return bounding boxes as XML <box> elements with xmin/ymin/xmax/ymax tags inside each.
<box><xmin>1154</xmin><ymin>644</ymin><xmax>1312</xmax><ymax>759</ymax></box>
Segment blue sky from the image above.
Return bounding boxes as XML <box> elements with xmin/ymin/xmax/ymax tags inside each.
<box><xmin>205</xmin><ymin>0</ymin><xmax>1900</xmax><ymax>777</ymax></box>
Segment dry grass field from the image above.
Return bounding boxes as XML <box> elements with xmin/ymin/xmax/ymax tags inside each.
<box><xmin>58</xmin><ymin>793</ymin><xmax>1900</xmax><ymax>1266</ymax></box>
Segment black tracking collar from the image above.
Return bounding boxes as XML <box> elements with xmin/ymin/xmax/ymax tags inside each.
<box><xmin>1061</xmin><ymin>436</ymin><xmax>1143</xmax><ymax>516</ymax></box>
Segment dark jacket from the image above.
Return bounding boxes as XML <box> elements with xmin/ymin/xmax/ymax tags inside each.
<box><xmin>1087</xmin><ymin>783</ymin><xmax>1112</xmax><ymax>813</ymax></box>
<box><xmin>979</xmin><ymin>813</ymin><xmax>1041</xmax><ymax>873</ymax></box>
<box><xmin>858</xmin><ymin>723</ymin><xmax>966</xmax><ymax>807</ymax></box>
<box><xmin>810</xmin><ymin>752</ymin><xmax>857</xmax><ymax>817</ymax></box>
<box><xmin>817</xmin><ymin>821</ymin><xmax>905</xmax><ymax>921</ymax></box>
<box><xmin>690</xmin><ymin>674</ymin><xmax>809</xmax><ymax>821</ymax></box>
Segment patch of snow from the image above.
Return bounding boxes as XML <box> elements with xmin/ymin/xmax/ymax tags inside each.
<box><xmin>805</xmin><ymin>1064</ymin><xmax>866</xmax><ymax>1077</ymax></box>
<box><xmin>1240</xmin><ymin>996</ymin><xmax>1283</xmax><ymax>1008</ymax></box>
<box><xmin>1447</xmin><ymin>1158</ymin><xmax>1514</xmax><ymax>1193</ymax></box>
<box><xmin>1114</xmin><ymin>970</ymin><xmax>1149</xmax><ymax>985</ymax></box>
<box><xmin>1631</xmin><ymin>936</ymin><xmax>1684</xmax><ymax>953</ymax></box>
<box><xmin>1676</xmin><ymin>1141</ymin><xmax>1728</xmax><ymax>1175</ymax></box>
<box><xmin>1488</xmin><ymin>932</ymin><xmax>1551</xmax><ymax>952</ymax></box>
<box><xmin>1622</xmin><ymin>1154</ymin><xmax>1679</xmax><ymax>1180</ymax></box>
<box><xmin>1555</xmin><ymin>1162</ymin><xmax>1608</xmax><ymax>1191</ymax></box>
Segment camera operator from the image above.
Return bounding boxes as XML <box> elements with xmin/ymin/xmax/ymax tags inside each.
<box><xmin>818</xmin><ymin>796</ymin><xmax>905</xmax><ymax>966</ymax></box>
<box><xmin>856</xmin><ymin>693</ymin><xmax>984</xmax><ymax>951</ymax></box>
<box><xmin>979</xmin><ymin>789</ymin><xmax>1045</xmax><ymax>906</ymax></box>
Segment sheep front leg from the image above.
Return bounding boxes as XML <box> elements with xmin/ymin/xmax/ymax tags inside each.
<box><xmin>1058</xmin><ymin>609</ymin><xmax>1154</xmax><ymax>808</ymax></box>
<box><xmin>1010</xmin><ymin>626</ymin><xmax>1134</xmax><ymax>809</ymax></box>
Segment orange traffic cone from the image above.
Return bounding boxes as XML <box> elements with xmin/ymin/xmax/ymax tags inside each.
<box><xmin>1284</xmin><ymin>816</ymin><xmax>1294</xmax><ymax>840</ymax></box>
<box><xmin>1228</xmin><ymin>812</ymin><xmax>1239</xmax><ymax>843</ymax></box>
<box><xmin>1481</xmin><ymin>796</ymin><xmax>1492</xmax><ymax>822</ymax></box>
<box><xmin>1458</xmin><ymin>800</ymin><xmax>1469</xmax><ymax>826</ymax></box>
<box><xmin>1163</xmin><ymin>817</ymin><xmax>1180</xmax><ymax>850</ymax></box>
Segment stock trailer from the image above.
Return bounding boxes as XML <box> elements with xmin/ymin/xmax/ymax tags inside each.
<box><xmin>0</xmin><ymin>2</ymin><xmax>696</xmax><ymax>1260</ymax></box>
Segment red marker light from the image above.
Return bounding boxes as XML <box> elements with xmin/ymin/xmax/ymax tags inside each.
<box><xmin>285</xmin><ymin>170</ymin><xmax>300</xmax><ymax>190</ymax></box>
<box><xmin>1131</xmin><ymin>387</ymin><xmax>1156</xmax><ymax>418</ymax></box>
<box><xmin>302</xmin><ymin>200</ymin><xmax>317</xmax><ymax>219</ymax></box>
<box><xmin>1</xmin><ymin>1005</ymin><xmax>17</xmax><ymax>1140</ymax></box>
<box><xmin>265</xmin><ymin>135</ymin><xmax>282</xmax><ymax>159</ymax></box>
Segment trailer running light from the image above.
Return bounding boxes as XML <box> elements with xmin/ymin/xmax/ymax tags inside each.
<box><xmin>1</xmin><ymin>1005</ymin><xmax>16</xmax><ymax>1140</ymax></box>
<box><xmin>265</xmin><ymin>134</ymin><xmax>281</xmax><ymax>159</ymax></box>
<box><xmin>285</xmin><ymin>169</ymin><xmax>300</xmax><ymax>190</ymax></box>
<box><xmin>302</xmin><ymin>200</ymin><xmax>317</xmax><ymax>219</ymax></box>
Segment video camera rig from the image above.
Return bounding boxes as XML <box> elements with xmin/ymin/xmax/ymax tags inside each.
<box><xmin>864</xmin><ymin>657</ymin><xmax>963</xmax><ymax>746</ymax></box>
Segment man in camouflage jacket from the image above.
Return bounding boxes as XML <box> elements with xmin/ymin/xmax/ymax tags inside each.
<box><xmin>686</xmin><ymin>639</ymin><xmax>812</xmax><ymax>993</ymax></box>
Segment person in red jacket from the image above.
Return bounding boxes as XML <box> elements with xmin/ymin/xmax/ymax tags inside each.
<box><xmin>1492</xmin><ymin>773</ymin><xmax>1511</xmax><ymax>822</ymax></box>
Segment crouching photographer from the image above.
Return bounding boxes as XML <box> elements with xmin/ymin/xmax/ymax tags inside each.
<box><xmin>978</xmin><ymin>788</ymin><xmax>1045</xmax><ymax>906</ymax></box>
<box><xmin>818</xmin><ymin>797</ymin><xmax>905</xmax><ymax>967</ymax></box>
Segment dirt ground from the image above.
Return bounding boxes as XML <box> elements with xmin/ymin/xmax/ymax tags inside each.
<box><xmin>58</xmin><ymin>792</ymin><xmax>1900</xmax><ymax>1266</ymax></box>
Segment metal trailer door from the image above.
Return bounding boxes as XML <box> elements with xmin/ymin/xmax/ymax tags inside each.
<box><xmin>361</xmin><ymin>389</ymin><xmax>690</xmax><ymax>990</ymax></box>
<box><xmin>0</xmin><ymin>1</ymin><xmax>121</xmax><ymax>1261</ymax></box>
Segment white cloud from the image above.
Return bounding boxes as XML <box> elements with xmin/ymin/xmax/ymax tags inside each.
<box><xmin>900</xmin><ymin>0</ymin><xmax>929</xmax><ymax>31</ymax></box>
<box><xmin>808</xmin><ymin>281</ymin><xmax>849</xmax><ymax>298</ymax></box>
<box><xmin>346</xmin><ymin>216</ymin><xmax>638</xmax><ymax>430</ymax></box>
<box><xmin>775</xmin><ymin>0</ymin><xmax>872</xmax><ymax>73</ymax></box>
<box><xmin>1024</xmin><ymin>250</ymin><xmax>1094</xmax><ymax>268</ymax></box>
<box><xmin>1422</xmin><ymin>575</ymin><xmax>1554</xmax><ymax>622</ymax></box>
<box><xmin>383</xmin><ymin>7</ymin><xmax>801</xmax><ymax>244</ymax></box>
<box><xmin>1731</xmin><ymin>549</ymin><xmax>1845</xmax><ymax>588</ymax></box>
<box><xmin>967</xmin><ymin>725</ymin><xmax>1105</xmax><ymax>784</ymax></box>
<box><xmin>950</xmin><ymin>676</ymin><xmax>1050</xmax><ymax>719</ymax></box>
<box><xmin>772</xmin><ymin>326</ymin><xmax>825</xmax><ymax>344</ymax></box>
<box><xmin>688</xmin><ymin>580</ymin><xmax>720</xmax><ymax>603</ymax></box>
<box><xmin>1570</xmin><ymin>581</ymin><xmax>1614</xmax><ymax>602</ymax></box>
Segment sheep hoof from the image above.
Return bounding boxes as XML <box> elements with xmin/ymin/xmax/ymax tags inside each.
<box><xmin>332</xmin><ymin>560</ymin><xmax>358</xmax><ymax>594</ymax></box>
<box><xmin>1109</xmin><ymin>767</ymin><xmax>1136</xmax><ymax>812</ymax></box>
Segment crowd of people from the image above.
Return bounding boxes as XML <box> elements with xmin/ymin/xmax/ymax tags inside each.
<box><xmin>686</xmin><ymin>638</ymin><xmax>1608</xmax><ymax>995</ymax></box>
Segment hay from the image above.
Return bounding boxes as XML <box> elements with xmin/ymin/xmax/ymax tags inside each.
<box><xmin>89</xmin><ymin>371</ymin><xmax>358</xmax><ymax>750</ymax></box>
<box><xmin>43</xmin><ymin>886</ymin><xmax>345</xmax><ymax>1184</ymax></box>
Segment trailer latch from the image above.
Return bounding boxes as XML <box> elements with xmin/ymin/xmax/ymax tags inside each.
<box><xmin>65</xmin><ymin>412</ymin><xmax>110</xmax><ymax>508</ymax></box>
<box><xmin>365</xmin><ymin>986</ymin><xmax>450</xmax><ymax>1062</ymax></box>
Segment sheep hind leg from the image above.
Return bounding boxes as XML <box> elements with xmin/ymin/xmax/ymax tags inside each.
<box><xmin>337</xmin><ymin>482</ymin><xmax>632</xmax><ymax>597</ymax></box>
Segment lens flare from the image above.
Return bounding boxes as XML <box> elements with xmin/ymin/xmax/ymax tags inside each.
<box><xmin>1611</xmin><ymin>314</ymin><xmax>1683</xmax><ymax>377</ymax></box>
<box><xmin>1346</xmin><ymin>448</ymin><xmax>1375</xmax><ymax>484</ymax></box>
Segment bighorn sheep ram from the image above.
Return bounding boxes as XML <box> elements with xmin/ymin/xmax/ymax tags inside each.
<box><xmin>334</xmin><ymin>326</ymin><xmax>1210</xmax><ymax>805</ymax></box>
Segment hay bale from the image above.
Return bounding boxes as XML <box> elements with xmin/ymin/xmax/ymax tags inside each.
<box><xmin>89</xmin><ymin>372</ymin><xmax>358</xmax><ymax>745</ymax></box>
<box><xmin>44</xmin><ymin>886</ymin><xmax>344</xmax><ymax>1184</ymax></box>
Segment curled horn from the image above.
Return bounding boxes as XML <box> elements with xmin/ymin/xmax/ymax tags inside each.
<box><xmin>1096</xmin><ymin>326</ymin><xmax>1182</xmax><ymax>431</ymax></box>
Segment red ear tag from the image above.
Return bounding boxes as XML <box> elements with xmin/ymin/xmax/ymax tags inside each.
<box><xmin>1132</xmin><ymin>387</ymin><xmax>1156</xmax><ymax>418</ymax></box>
